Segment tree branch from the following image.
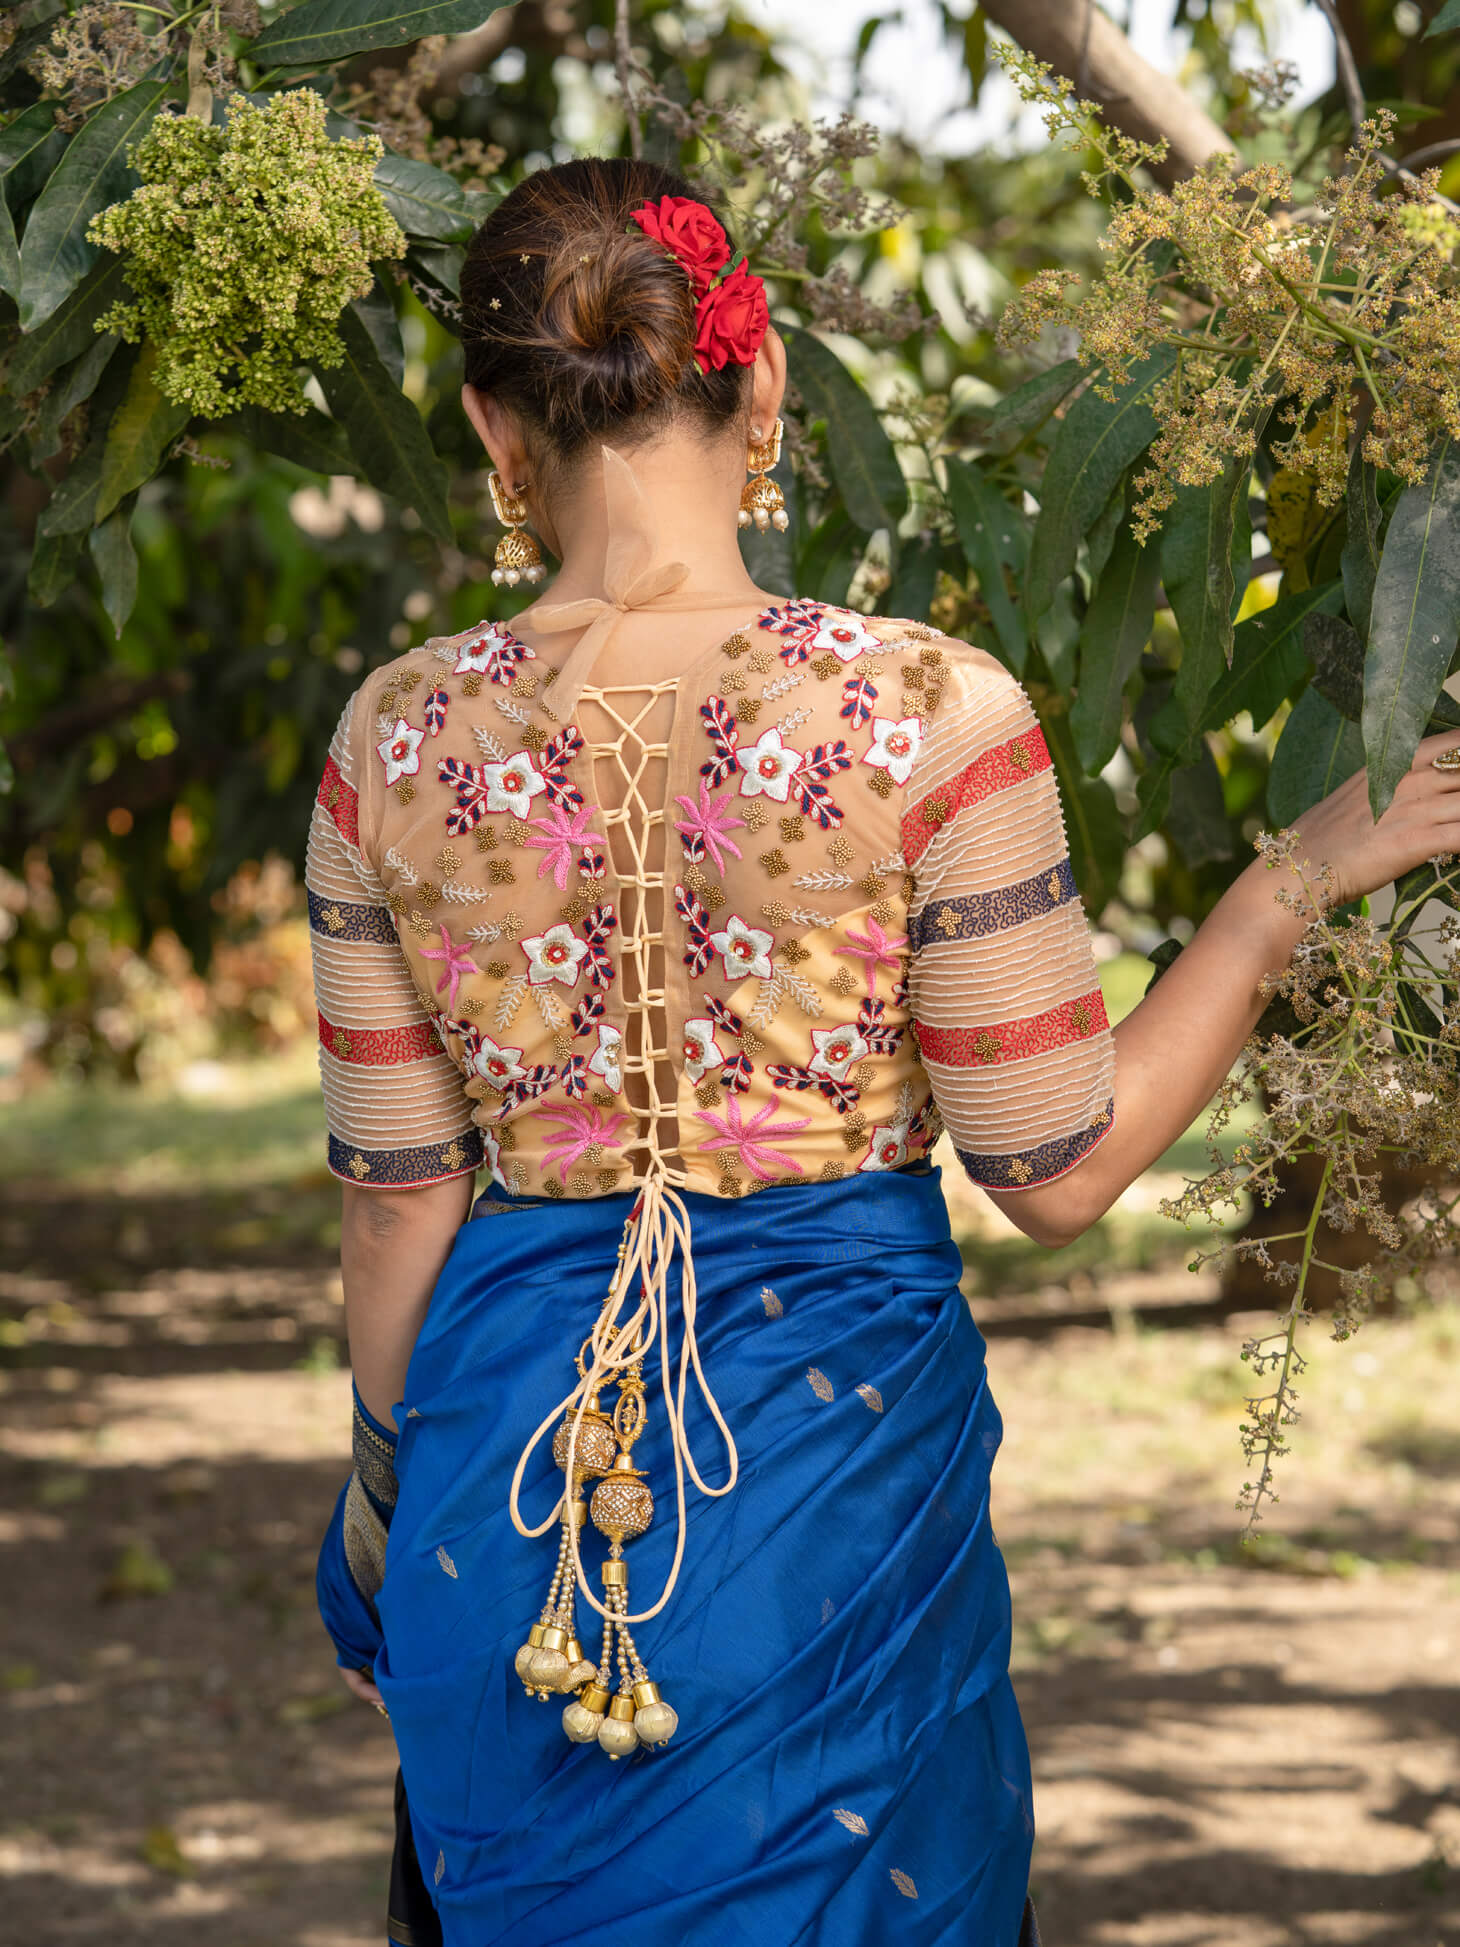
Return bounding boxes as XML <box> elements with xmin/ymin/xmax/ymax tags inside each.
<box><xmin>977</xmin><ymin>0</ymin><xmax>1235</xmax><ymax>186</ymax></box>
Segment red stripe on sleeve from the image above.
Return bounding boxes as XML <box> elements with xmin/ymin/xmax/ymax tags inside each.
<box><xmin>317</xmin><ymin>757</ymin><xmax>360</xmax><ymax>850</ymax></box>
<box><xmin>902</xmin><ymin>725</ymin><xmax>1052</xmax><ymax>868</ymax></box>
<box><xmin>915</xmin><ymin>984</ymin><xmax>1108</xmax><ymax>1067</ymax></box>
<box><xmin>317</xmin><ymin>1009</ymin><xmax>441</xmax><ymax>1066</ymax></box>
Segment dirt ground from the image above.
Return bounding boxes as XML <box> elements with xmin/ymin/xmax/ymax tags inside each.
<box><xmin>2</xmin><ymin>1070</ymin><xmax>1459</xmax><ymax>1946</ymax></box>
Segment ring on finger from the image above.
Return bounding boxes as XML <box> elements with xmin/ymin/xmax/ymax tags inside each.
<box><xmin>1433</xmin><ymin>746</ymin><xmax>1460</xmax><ymax>772</ymax></box>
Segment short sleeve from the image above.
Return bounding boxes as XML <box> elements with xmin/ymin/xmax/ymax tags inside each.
<box><xmin>900</xmin><ymin>651</ymin><xmax>1116</xmax><ymax>1191</ymax></box>
<box><xmin>306</xmin><ymin>690</ymin><xmax>484</xmax><ymax>1189</ymax></box>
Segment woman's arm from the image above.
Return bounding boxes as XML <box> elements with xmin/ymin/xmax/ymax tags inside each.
<box><xmin>341</xmin><ymin>1175</ymin><xmax>476</xmax><ymax>1429</ymax></box>
<box><xmin>990</xmin><ymin>730</ymin><xmax>1460</xmax><ymax>1248</ymax></box>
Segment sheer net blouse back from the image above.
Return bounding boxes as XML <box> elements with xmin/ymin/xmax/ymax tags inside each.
<box><xmin>306</xmin><ymin>453</ymin><xmax>1117</xmax><ymax>1206</ymax></box>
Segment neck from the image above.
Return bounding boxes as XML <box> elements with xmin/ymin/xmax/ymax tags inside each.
<box><xmin>531</xmin><ymin>428</ymin><xmax>762</xmax><ymax>606</ymax></box>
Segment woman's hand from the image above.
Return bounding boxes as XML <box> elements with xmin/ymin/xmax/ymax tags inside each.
<box><xmin>1286</xmin><ymin>728</ymin><xmax>1460</xmax><ymax>909</ymax></box>
<box><xmin>341</xmin><ymin>1663</ymin><xmax>388</xmax><ymax>1713</ymax></box>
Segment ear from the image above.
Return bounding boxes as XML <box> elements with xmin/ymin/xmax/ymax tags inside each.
<box><xmin>748</xmin><ymin>326</ymin><xmax>788</xmax><ymax>441</ymax></box>
<box><xmin>460</xmin><ymin>384</ymin><xmax>531</xmax><ymax>492</ymax></box>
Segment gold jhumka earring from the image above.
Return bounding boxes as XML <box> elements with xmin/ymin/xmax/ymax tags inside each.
<box><xmin>488</xmin><ymin>469</ymin><xmax>547</xmax><ymax>588</ymax></box>
<box><xmin>512</xmin><ymin>1229</ymin><xmax>679</xmax><ymax>1760</ymax></box>
<box><xmin>738</xmin><ymin>417</ymin><xmax>789</xmax><ymax>533</ymax></box>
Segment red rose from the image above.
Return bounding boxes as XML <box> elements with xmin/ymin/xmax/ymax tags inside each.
<box><xmin>692</xmin><ymin>262</ymin><xmax>769</xmax><ymax>373</ymax></box>
<box><xmin>629</xmin><ymin>196</ymin><xmax>731</xmax><ymax>294</ymax></box>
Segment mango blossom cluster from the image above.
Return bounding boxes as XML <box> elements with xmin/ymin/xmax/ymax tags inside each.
<box><xmin>86</xmin><ymin>88</ymin><xmax>406</xmax><ymax>418</ymax></box>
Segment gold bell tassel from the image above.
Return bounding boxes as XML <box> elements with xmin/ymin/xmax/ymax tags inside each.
<box><xmin>737</xmin><ymin>418</ymin><xmax>789</xmax><ymax>534</ymax></box>
<box><xmin>508</xmin><ymin>1172</ymin><xmax>739</xmax><ymax>1757</ymax></box>
<box><xmin>487</xmin><ymin>468</ymin><xmax>547</xmax><ymax>588</ymax></box>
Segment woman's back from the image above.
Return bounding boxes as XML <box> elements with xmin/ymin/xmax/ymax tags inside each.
<box><xmin>308</xmin><ymin>575</ymin><xmax>1115</xmax><ymax>1203</ymax></box>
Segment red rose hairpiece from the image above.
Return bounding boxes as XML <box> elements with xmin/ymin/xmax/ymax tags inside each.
<box><xmin>629</xmin><ymin>196</ymin><xmax>769</xmax><ymax>375</ymax></box>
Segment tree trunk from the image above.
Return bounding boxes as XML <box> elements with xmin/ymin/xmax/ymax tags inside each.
<box><xmin>977</xmin><ymin>0</ymin><xmax>1236</xmax><ymax>185</ymax></box>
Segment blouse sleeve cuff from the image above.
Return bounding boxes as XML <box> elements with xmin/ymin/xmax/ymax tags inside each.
<box><xmin>326</xmin><ymin>1128</ymin><xmax>484</xmax><ymax>1188</ymax></box>
<box><xmin>955</xmin><ymin>1097</ymin><xmax>1115</xmax><ymax>1192</ymax></box>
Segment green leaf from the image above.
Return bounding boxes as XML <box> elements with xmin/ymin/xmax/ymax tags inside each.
<box><xmin>351</xmin><ymin>277</ymin><xmax>404</xmax><ymax>389</ymax></box>
<box><xmin>1082</xmin><ymin>479</ymin><xmax>1126</xmax><ymax>593</ymax></box>
<box><xmin>1341</xmin><ymin>444</ymin><xmax>1381</xmax><ymax>642</ymax></box>
<box><xmin>1024</xmin><ymin>346</ymin><xmax>1175</xmax><ymax>627</ymax></box>
<box><xmin>0</xmin><ymin>101</ymin><xmax>71</xmax><ymax>209</ymax></box>
<box><xmin>1070</xmin><ymin>520</ymin><xmax>1160</xmax><ymax>772</ymax></box>
<box><xmin>368</xmin><ymin>149</ymin><xmax>475</xmax><ymax>242</ymax></box>
<box><xmin>1043</xmin><ymin>705</ymin><xmax>1124</xmax><ymax>913</ymax></box>
<box><xmin>782</xmin><ymin>324</ymin><xmax>907</xmax><ymax>536</ymax></box>
<box><xmin>1392</xmin><ymin>978</ymin><xmax>1444</xmax><ymax>1062</ymax></box>
<box><xmin>214</xmin><ymin>401</ymin><xmax>353</xmax><ymax>474</ymax></box>
<box><xmin>88</xmin><ymin>491</ymin><xmax>139</xmax><ymax>638</ymax></box>
<box><xmin>27</xmin><ymin>527</ymin><xmax>85</xmax><ymax>607</ymax></box>
<box><xmin>1165</xmin><ymin>453</ymin><xmax>1255</xmax><ymax>731</ymax></box>
<box><xmin>945</xmin><ymin>458</ymin><xmax>1028</xmax><ymax>673</ymax></box>
<box><xmin>1134</xmin><ymin>583</ymin><xmax>1342</xmax><ymax>840</ymax></box>
<box><xmin>0</xmin><ymin>192</ymin><xmax>16</xmax><ymax>301</ymax></box>
<box><xmin>1268</xmin><ymin>683</ymin><xmax>1364</xmax><ymax>825</ymax></box>
<box><xmin>25</xmin><ymin>329</ymin><xmax>119</xmax><ymax>462</ymax></box>
<box><xmin>249</xmin><ymin>0</ymin><xmax>507</xmax><ymax>66</ymax></box>
<box><xmin>4</xmin><ymin>254</ymin><xmax>131</xmax><ymax>395</ymax></box>
<box><xmin>979</xmin><ymin>357</ymin><xmax>1083</xmax><ymax>444</ymax></box>
<box><xmin>1165</xmin><ymin>742</ymin><xmax>1232</xmax><ymax>867</ymax></box>
<box><xmin>310</xmin><ymin>304</ymin><xmax>451</xmax><ymax>543</ymax></box>
<box><xmin>1304</xmin><ymin>609</ymin><xmax>1364</xmax><ymax>720</ymax></box>
<box><xmin>884</xmin><ymin>531</ymin><xmax>942</xmax><ymax>622</ymax></box>
<box><xmin>95</xmin><ymin>336</ymin><xmax>191</xmax><ymax>522</ymax></box>
<box><xmin>405</xmin><ymin>241</ymin><xmax>464</xmax><ymax>299</ymax></box>
<box><xmin>1362</xmin><ymin>436</ymin><xmax>1460</xmax><ymax>818</ymax></box>
<box><xmin>1426</xmin><ymin>0</ymin><xmax>1460</xmax><ymax>36</ymax></box>
<box><xmin>16</xmin><ymin>70</ymin><xmax>172</xmax><ymax>332</ymax></box>
<box><xmin>795</xmin><ymin>510</ymin><xmax>862</xmax><ymax>608</ymax></box>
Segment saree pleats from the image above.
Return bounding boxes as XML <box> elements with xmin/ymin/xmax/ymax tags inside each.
<box><xmin>365</xmin><ymin>1165</ymin><xmax>1033</xmax><ymax>1946</ymax></box>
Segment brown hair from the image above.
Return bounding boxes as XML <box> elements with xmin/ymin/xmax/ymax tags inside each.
<box><xmin>460</xmin><ymin>158</ymin><xmax>751</xmax><ymax>469</ymax></box>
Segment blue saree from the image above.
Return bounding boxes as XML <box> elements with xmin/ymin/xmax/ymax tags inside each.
<box><xmin>319</xmin><ymin>1163</ymin><xmax>1036</xmax><ymax>1945</ymax></box>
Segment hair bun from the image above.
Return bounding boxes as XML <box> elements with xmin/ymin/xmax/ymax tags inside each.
<box><xmin>459</xmin><ymin>158</ymin><xmax>751</xmax><ymax>466</ymax></box>
<box><xmin>536</xmin><ymin>227</ymin><xmax>697</xmax><ymax>430</ymax></box>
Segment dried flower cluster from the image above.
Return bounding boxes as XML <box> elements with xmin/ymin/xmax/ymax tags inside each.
<box><xmin>332</xmin><ymin>34</ymin><xmax>505</xmax><ymax>191</ymax></box>
<box><xmin>86</xmin><ymin>89</ymin><xmax>406</xmax><ymax>418</ymax></box>
<box><xmin>1160</xmin><ymin>830</ymin><xmax>1460</xmax><ymax>1530</ymax></box>
<box><xmin>633</xmin><ymin>83</ymin><xmax>928</xmax><ymax>346</ymax></box>
<box><xmin>24</xmin><ymin>1</ymin><xmax>260</xmax><ymax>130</ymax></box>
<box><xmin>995</xmin><ymin>47</ymin><xmax>1460</xmax><ymax>540</ymax></box>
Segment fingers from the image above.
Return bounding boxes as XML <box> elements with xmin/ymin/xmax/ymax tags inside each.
<box><xmin>339</xmin><ymin>1665</ymin><xmax>385</xmax><ymax>1708</ymax></box>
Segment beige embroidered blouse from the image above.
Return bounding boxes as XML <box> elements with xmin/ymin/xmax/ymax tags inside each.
<box><xmin>305</xmin><ymin>459</ymin><xmax>1117</xmax><ymax>1209</ymax></box>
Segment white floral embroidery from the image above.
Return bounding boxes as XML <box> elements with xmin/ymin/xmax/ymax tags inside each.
<box><xmin>807</xmin><ymin>1024</ymin><xmax>871</xmax><ymax>1082</ymax></box>
<box><xmin>681</xmin><ymin>1016</ymin><xmax>725</xmax><ymax>1083</ymax></box>
<box><xmin>376</xmin><ymin>718</ymin><xmax>425</xmax><ymax>785</ymax></box>
<box><xmin>454</xmin><ymin>621</ymin><xmax>535</xmax><ymax>677</ymax></box>
<box><xmin>479</xmin><ymin>751</ymin><xmax>547</xmax><ymax>819</ymax></box>
<box><xmin>709</xmin><ymin>914</ymin><xmax>775</xmax><ymax>982</ymax></box>
<box><xmin>588</xmin><ymin>1022</ymin><xmax>623</xmax><ymax>1092</ymax></box>
<box><xmin>482</xmin><ymin>1127</ymin><xmax>506</xmax><ymax>1188</ymax></box>
<box><xmin>858</xmin><ymin>1120</ymin><xmax>911</xmax><ymax>1173</ymax></box>
<box><xmin>735</xmin><ymin>727</ymin><xmax>802</xmax><ymax>803</ymax></box>
<box><xmin>861</xmin><ymin>714</ymin><xmax>924</xmax><ymax>785</ymax></box>
<box><xmin>521</xmin><ymin>923</ymin><xmax>589</xmax><ymax>988</ymax></box>
<box><xmin>811</xmin><ymin>612</ymin><xmax>883</xmax><ymax>661</ymax></box>
<box><xmin>472</xmin><ymin>1035</ymin><xmax>526</xmax><ymax>1085</ymax></box>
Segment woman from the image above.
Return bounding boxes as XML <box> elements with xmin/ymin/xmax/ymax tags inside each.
<box><xmin>307</xmin><ymin>157</ymin><xmax>1460</xmax><ymax>1947</ymax></box>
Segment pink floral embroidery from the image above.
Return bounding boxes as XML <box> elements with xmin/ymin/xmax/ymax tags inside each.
<box><xmin>525</xmin><ymin>802</ymin><xmax>606</xmax><ymax>891</ymax></box>
<box><xmin>539</xmin><ymin>1102</ymin><xmax>629</xmax><ymax>1181</ymax></box>
<box><xmin>695</xmin><ymin>1096</ymin><xmax>811</xmax><ymax>1181</ymax></box>
<box><xmin>419</xmin><ymin>924</ymin><xmax>477</xmax><ymax>1013</ymax></box>
<box><xmin>835</xmin><ymin>913</ymin><xmax>906</xmax><ymax>998</ymax></box>
<box><xmin>673</xmin><ymin>778</ymin><xmax>746</xmax><ymax>873</ymax></box>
